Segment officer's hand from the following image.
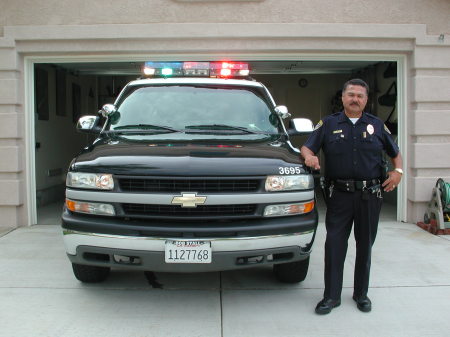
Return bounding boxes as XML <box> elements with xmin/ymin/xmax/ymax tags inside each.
<box><xmin>382</xmin><ymin>171</ymin><xmax>402</xmax><ymax>192</ymax></box>
<box><xmin>304</xmin><ymin>155</ymin><xmax>321</xmax><ymax>170</ymax></box>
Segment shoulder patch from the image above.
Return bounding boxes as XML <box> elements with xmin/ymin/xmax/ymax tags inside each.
<box><xmin>384</xmin><ymin>124</ymin><xmax>392</xmax><ymax>134</ymax></box>
<box><xmin>314</xmin><ymin>120</ymin><xmax>323</xmax><ymax>130</ymax></box>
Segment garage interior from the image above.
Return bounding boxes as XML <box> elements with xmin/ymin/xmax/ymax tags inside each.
<box><xmin>34</xmin><ymin>60</ymin><xmax>399</xmax><ymax>225</ymax></box>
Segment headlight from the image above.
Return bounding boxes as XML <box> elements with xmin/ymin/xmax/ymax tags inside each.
<box><xmin>66</xmin><ymin>199</ymin><xmax>115</xmax><ymax>216</ymax></box>
<box><xmin>66</xmin><ymin>172</ymin><xmax>114</xmax><ymax>190</ymax></box>
<box><xmin>265</xmin><ymin>175</ymin><xmax>313</xmax><ymax>191</ymax></box>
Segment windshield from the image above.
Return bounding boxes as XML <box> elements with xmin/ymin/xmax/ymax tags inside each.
<box><xmin>108</xmin><ymin>85</ymin><xmax>280</xmax><ymax>134</ymax></box>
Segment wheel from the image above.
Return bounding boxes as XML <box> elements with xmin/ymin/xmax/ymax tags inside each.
<box><xmin>424</xmin><ymin>212</ymin><xmax>430</xmax><ymax>224</ymax></box>
<box><xmin>273</xmin><ymin>256</ymin><xmax>310</xmax><ymax>283</ymax></box>
<box><xmin>72</xmin><ymin>263</ymin><xmax>110</xmax><ymax>283</ymax></box>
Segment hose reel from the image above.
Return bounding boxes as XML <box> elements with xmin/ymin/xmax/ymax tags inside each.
<box><xmin>424</xmin><ymin>178</ymin><xmax>450</xmax><ymax>230</ymax></box>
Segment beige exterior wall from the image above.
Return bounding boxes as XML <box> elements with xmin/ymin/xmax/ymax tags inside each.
<box><xmin>0</xmin><ymin>0</ymin><xmax>449</xmax><ymax>227</ymax></box>
<box><xmin>1</xmin><ymin>0</ymin><xmax>449</xmax><ymax>35</ymax></box>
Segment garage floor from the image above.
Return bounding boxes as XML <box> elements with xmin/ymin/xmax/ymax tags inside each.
<box><xmin>37</xmin><ymin>201</ymin><xmax>65</xmax><ymax>226</ymax></box>
<box><xmin>2</xmin><ymin>210</ymin><xmax>449</xmax><ymax>336</ymax></box>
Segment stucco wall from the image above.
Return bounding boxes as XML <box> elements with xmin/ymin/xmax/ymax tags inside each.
<box><xmin>0</xmin><ymin>1</ymin><xmax>449</xmax><ymax>228</ymax></box>
<box><xmin>0</xmin><ymin>0</ymin><xmax>449</xmax><ymax>35</ymax></box>
<box><xmin>409</xmin><ymin>44</ymin><xmax>450</xmax><ymax>221</ymax></box>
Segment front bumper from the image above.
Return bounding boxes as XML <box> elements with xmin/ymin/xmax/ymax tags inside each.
<box><xmin>61</xmin><ymin>207</ymin><xmax>318</xmax><ymax>237</ymax></box>
<box><xmin>63</xmin><ymin>229</ymin><xmax>316</xmax><ymax>272</ymax></box>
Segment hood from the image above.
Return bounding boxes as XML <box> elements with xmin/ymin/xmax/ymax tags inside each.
<box><xmin>71</xmin><ymin>135</ymin><xmax>305</xmax><ymax>176</ymax></box>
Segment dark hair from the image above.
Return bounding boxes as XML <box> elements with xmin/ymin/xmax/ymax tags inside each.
<box><xmin>342</xmin><ymin>79</ymin><xmax>369</xmax><ymax>95</ymax></box>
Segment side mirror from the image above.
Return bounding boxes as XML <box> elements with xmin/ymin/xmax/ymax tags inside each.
<box><xmin>76</xmin><ymin>115</ymin><xmax>101</xmax><ymax>134</ymax></box>
<box><xmin>99</xmin><ymin>104</ymin><xmax>116</xmax><ymax>117</ymax></box>
<box><xmin>288</xmin><ymin>118</ymin><xmax>314</xmax><ymax>136</ymax></box>
<box><xmin>274</xmin><ymin>105</ymin><xmax>291</xmax><ymax>119</ymax></box>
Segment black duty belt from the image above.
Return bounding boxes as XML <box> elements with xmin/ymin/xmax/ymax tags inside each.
<box><xmin>329</xmin><ymin>179</ymin><xmax>380</xmax><ymax>192</ymax></box>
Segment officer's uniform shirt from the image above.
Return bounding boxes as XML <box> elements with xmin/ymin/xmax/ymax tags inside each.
<box><xmin>304</xmin><ymin>111</ymin><xmax>399</xmax><ymax>180</ymax></box>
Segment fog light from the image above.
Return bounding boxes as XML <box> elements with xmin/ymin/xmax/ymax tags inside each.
<box><xmin>264</xmin><ymin>200</ymin><xmax>314</xmax><ymax>217</ymax></box>
<box><xmin>66</xmin><ymin>199</ymin><xmax>115</xmax><ymax>216</ymax></box>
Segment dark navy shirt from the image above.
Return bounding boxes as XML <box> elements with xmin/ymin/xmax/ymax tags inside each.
<box><xmin>304</xmin><ymin>111</ymin><xmax>399</xmax><ymax>180</ymax></box>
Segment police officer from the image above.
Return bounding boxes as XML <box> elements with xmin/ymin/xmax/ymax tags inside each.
<box><xmin>301</xmin><ymin>79</ymin><xmax>403</xmax><ymax>314</ymax></box>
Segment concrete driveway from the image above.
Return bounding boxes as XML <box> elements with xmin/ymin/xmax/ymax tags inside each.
<box><xmin>0</xmin><ymin>221</ymin><xmax>449</xmax><ymax>337</ymax></box>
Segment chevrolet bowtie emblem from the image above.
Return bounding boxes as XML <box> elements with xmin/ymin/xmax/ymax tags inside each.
<box><xmin>171</xmin><ymin>192</ymin><xmax>207</xmax><ymax>208</ymax></box>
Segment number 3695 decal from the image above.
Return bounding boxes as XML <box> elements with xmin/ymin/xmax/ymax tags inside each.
<box><xmin>279</xmin><ymin>166</ymin><xmax>301</xmax><ymax>174</ymax></box>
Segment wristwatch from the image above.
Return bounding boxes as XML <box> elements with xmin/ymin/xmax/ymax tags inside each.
<box><xmin>394</xmin><ymin>168</ymin><xmax>403</xmax><ymax>175</ymax></box>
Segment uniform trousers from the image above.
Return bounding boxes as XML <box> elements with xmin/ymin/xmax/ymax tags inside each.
<box><xmin>324</xmin><ymin>188</ymin><xmax>383</xmax><ymax>300</ymax></box>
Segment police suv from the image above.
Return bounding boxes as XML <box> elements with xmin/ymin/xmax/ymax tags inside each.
<box><xmin>62</xmin><ymin>61</ymin><xmax>317</xmax><ymax>283</ymax></box>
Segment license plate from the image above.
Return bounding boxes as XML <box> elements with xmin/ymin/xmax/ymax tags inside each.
<box><xmin>165</xmin><ymin>240</ymin><xmax>212</xmax><ymax>264</ymax></box>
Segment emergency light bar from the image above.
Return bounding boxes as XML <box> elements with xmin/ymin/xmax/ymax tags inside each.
<box><xmin>143</xmin><ymin>61</ymin><xmax>250</xmax><ymax>78</ymax></box>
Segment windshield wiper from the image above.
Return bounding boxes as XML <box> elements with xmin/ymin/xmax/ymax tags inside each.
<box><xmin>108</xmin><ymin>124</ymin><xmax>181</xmax><ymax>133</ymax></box>
<box><xmin>185</xmin><ymin>124</ymin><xmax>258</xmax><ymax>134</ymax></box>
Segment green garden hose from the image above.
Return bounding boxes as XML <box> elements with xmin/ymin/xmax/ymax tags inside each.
<box><xmin>436</xmin><ymin>178</ymin><xmax>450</xmax><ymax>212</ymax></box>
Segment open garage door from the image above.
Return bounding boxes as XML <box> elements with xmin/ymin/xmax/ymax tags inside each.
<box><xmin>32</xmin><ymin>59</ymin><xmax>400</xmax><ymax>225</ymax></box>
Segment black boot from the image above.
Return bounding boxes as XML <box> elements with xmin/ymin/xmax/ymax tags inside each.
<box><xmin>352</xmin><ymin>295</ymin><xmax>372</xmax><ymax>312</ymax></box>
<box><xmin>315</xmin><ymin>298</ymin><xmax>341</xmax><ymax>315</ymax></box>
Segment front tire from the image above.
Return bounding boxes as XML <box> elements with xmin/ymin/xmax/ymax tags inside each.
<box><xmin>72</xmin><ymin>263</ymin><xmax>110</xmax><ymax>283</ymax></box>
<box><xmin>273</xmin><ymin>256</ymin><xmax>309</xmax><ymax>283</ymax></box>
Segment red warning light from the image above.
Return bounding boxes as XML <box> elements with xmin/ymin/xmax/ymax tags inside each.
<box><xmin>210</xmin><ymin>62</ymin><xmax>249</xmax><ymax>77</ymax></box>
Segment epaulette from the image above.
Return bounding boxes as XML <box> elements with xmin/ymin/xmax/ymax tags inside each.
<box><xmin>365</xmin><ymin>112</ymin><xmax>384</xmax><ymax>124</ymax></box>
<box><xmin>365</xmin><ymin>112</ymin><xmax>377</xmax><ymax>119</ymax></box>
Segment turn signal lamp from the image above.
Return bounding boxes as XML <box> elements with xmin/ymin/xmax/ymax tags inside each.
<box><xmin>66</xmin><ymin>199</ymin><xmax>115</xmax><ymax>216</ymax></box>
<box><xmin>263</xmin><ymin>200</ymin><xmax>315</xmax><ymax>217</ymax></box>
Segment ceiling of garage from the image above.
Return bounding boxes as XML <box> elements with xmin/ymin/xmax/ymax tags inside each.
<box><xmin>52</xmin><ymin>60</ymin><xmax>380</xmax><ymax>76</ymax></box>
